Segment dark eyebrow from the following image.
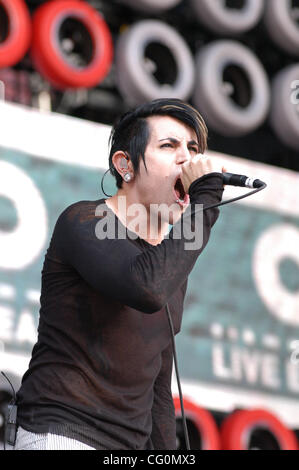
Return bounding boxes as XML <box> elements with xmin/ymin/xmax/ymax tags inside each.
<box><xmin>158</xmin><ymin>137</ymin><xmax>199</xmax><ymax>147</ymax></box>
<box><xmin>188</xmin><ymin>140</ymin><xmax>200</xmax><ymax>148</ymax></box>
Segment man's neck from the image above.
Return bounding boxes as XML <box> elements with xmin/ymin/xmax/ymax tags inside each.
<box><xmin>105</xmin><ymin>190</ymin><xmax>169</xmax><ymax>246</ymax></box>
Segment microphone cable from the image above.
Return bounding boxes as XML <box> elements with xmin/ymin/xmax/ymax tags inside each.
<box><xmin>166</xmin><ymin>181</ymin><xmax>267</xmax><ymax>450</ymax></box>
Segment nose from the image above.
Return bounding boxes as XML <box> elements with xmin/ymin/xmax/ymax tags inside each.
<box><xmin>176</xmin><ymin>143</ymin><xmax>191</xmax><ymax>164</ymax></box>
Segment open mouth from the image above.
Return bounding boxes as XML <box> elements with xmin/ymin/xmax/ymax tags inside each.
<box><xmin>173</xmin><ymin>177</ymin><xmax>189</xmax><ymax>206</ymax></box>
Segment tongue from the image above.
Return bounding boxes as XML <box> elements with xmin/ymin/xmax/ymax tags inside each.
<box><xmin>175</xmin><ymin>188</ymin><xmax>181</xmax><ymax>200</ymax></box>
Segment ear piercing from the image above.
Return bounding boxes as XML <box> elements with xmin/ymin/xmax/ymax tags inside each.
<box><xmin>123</xmin><ymin>172</ymin><xmax>132</xmax><ymax>183</ymax></box>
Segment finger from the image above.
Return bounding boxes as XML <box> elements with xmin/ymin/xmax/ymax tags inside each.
<box><xmin>222</xmin><ymin>167</ymin><xmax>227</xmax><ymax>188</ymax></box>
<box><xmin>192</xmin><ymin>153</ymin><xmax>207</xmax><ymax>163</ymax></box>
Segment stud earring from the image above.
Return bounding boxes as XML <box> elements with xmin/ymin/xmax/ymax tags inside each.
<box><xmin>123</xmin><ymin>172</ymin><xmax>132</xmax><ymax>183</ymax></box>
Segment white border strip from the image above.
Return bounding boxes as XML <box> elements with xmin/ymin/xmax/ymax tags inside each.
<box><xmin>0</xmin><ymin>101</ymin><xmax>111</xmax><ymax>169</ymax></box>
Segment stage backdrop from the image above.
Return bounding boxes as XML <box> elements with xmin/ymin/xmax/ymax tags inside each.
<box><xmin>0</xmin><ymin>102</ymin><xmax>298</xmax><ymax>429</ymax></box>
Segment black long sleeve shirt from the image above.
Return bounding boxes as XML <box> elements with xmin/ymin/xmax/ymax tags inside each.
<box><xmin>16</xmin><ymin>173</ymin><xmax>224</xmax><ymax>450</ymax></box>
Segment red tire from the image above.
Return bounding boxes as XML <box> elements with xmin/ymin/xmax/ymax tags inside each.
<box><xmin>174</xmin><ymin>396</ymin><xmax>221</xmax><ymax>450</ymax></box>
<box><xmin>31</xmin><ymin>0</ymin><xmax>113</xmax><ymax>89</ymax></box>
<box><xmin>220</xmin><ymin>408</ymin><xmax>299</xmax><ymax>450</ymax></box>
<box><xmin>0</xmin><ymin>0</ymin><xmax>31</xmax><ymax>67</ymax></box>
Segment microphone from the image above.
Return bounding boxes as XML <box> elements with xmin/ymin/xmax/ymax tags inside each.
<box><xmin>222</xmin><ymin>172</ymin><xmax>265</xmax><ymax>188</ymax></box>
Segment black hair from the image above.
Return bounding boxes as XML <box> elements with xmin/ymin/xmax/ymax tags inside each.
<box><xmin>108</xmin><ymin>98</ymin><xmax>208</xmax><ymax>189</ymax></box>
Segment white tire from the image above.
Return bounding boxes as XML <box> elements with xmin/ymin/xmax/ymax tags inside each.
<box><xmin>189</xmin><ymin>0</ymin><xmax>264</xmax><ymax>35</ymax></box>
<box><xmin>192</xmin><ymin>40</ymin><xmax>270</xmax><ymax>136</ymax></box>
<box><xmin>264</xmin><ymin>0</ymin><xmax>299</xmax><ymax>57</ymax></box>
<box><xmin>270</xmin><ymin>64</ymin><xmax>299</xmax><ymax>151</ymax></box>
<box><xmin>115</xmin><ymin>20</ymin><xmax>195</xmax><ymax>106</ymax></box>
<box><xmin>118</xmin><ymin>0</ymin><xmax>181</xmax><ymax>13</ymax></box>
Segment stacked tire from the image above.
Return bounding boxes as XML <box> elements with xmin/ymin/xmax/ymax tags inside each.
<box><xmin>0</xmin><ymin>0</ymin><xmax>31</xmax><ymax>68</ymax></box>
<box><xmin>220</xmin><ymin>408</ymin><xmax>299</xmax><ymax>450</ymax></box>
<box><xmin>30</xmin><ymin>0</ymin><xmax>113</xmax><ymax>90</ymax></box>
<box><xmin>270</xmin><ymin>65</ymin><xmax>299</xmax><ymax>151</ymax></box>
<box><xmin>174</xmin><ymin>396</ymin><xmax>220</xmax><ymax>450</ymax></box>
<box><xmin>192</xmin><ymin>40</ymin><xmax>270</xmax><ymax>137</ymax></box>
<box><xmin>115</xmin><ymin>20</ymin><xmax>195</xmax><ymax>105</ymax></box>
<box><xmin>189</xmin><ymin>0</ymin><xmax>264</xmax><ymax>35</ymax></box>
<box><xmin>174</xmin><ymin>396</ymin><xmax>299</xmax><ymax>450</ymax></box>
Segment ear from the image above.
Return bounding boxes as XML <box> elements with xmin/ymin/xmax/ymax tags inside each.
<box><xmin>111</xmin><ymin>151</ymin><xmax>133</xmax><ymax>177</ymax></box>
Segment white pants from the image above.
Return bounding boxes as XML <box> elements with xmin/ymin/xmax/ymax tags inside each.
<box><xmin>13</xmin><ymin>426</ymin><xmax>96</xmax><ymax>450</ymax></box>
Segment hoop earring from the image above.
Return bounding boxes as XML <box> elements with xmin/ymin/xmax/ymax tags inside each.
<box><xmin>100</xmin><ymin>168</ymin><xmax>113</xmax><ymax>197</ymax></box>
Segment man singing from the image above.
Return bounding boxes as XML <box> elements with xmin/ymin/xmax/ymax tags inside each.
<box><xmin>15</xmin><ymin>98</ymin><xmax>226</xmax><ymax>450</ymax></box>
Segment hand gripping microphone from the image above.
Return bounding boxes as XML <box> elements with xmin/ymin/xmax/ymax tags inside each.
<box><xmin>222</xmin><ymin>172</ymin><xmax>265</xmax><ymax>188</ymax></box>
